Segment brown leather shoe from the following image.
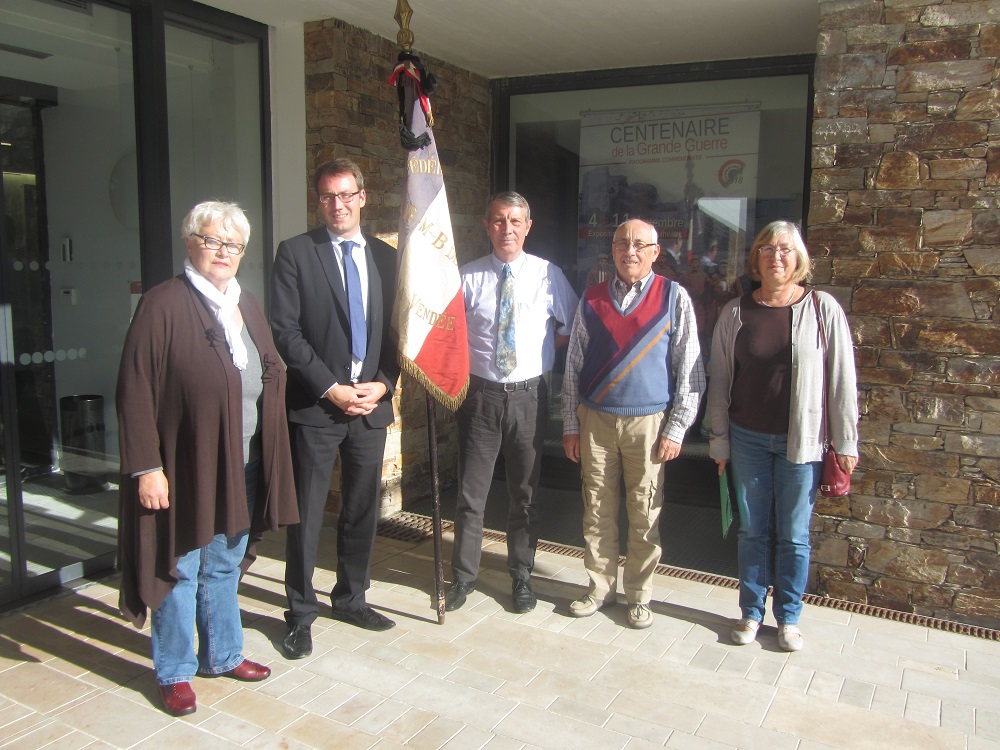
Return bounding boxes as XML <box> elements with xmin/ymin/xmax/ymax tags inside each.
<box><xmin>158</xmin><ymin>682</ymin><xmax>196</xmax><ymax>716</ymax></box>
<box><xmin>218</xmin><ymin>659</ymin><xmax>271</xmax><ymax>682</ymax></box>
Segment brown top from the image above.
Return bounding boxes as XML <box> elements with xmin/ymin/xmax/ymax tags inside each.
<box><xmin>115</xmin><ymin>276</ymin><xmax>299</xmax><ymax>626</ymax></box>
<box><xmin>729</xmin><ymin>293</ymin><xmax>793</xmax><ymax>435</ymax></box>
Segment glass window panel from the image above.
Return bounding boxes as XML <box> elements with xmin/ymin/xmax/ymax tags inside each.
<box><xmin>510</xmin><ymin>75</ymin><xmax>809</xmax><ymax>293</ymax></box>
<box><xmin>0</xmin><ymin>0</ymin><xmax>138</xmax><ymax>584</ymax></box>
<box><xmin>164</xmin><ymin>17</ymin><xmax>265</xmax><ymax>301</ymax></box>
<box><xmin>509</xmin><ymin>74</ymin><xmax>810</xmax><ymax>452</ymax></box>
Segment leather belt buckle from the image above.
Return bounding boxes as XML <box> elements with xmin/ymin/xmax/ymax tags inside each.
<box><xmin>503</xmin><ymin>381</ymin><xmax>517</xmax><ymax>392</ymax></box>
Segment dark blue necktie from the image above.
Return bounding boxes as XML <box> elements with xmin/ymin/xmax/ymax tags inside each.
<box><xmin>342</xmin><ymin>240</ymin><xmax>367</xmax><ymax>361</ymax></box>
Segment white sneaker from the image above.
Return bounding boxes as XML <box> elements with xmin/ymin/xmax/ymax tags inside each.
<box><xmin>730</xmin><ymin>618</ymin><xmax>760</xmax><ymax>645</ymax></box>
<box><xmin>777</xmin><ymin>624</ymin><xmax>804</xmax><ymax>651</ymax></box>
<box><xmin>569</xmin><ymin>594</ymin><xmax>615</xmax><ymax>617</ymax></box>
<box><xmin>627</xmin><ymin>603</ymin><xmax>652</xmax><ymax>629</ymax></box>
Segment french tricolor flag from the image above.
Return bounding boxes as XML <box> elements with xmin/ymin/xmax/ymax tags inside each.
<box><xmin>390</xmin><ymin>56</ymin><xmax>469</xmax><ymax>411</ymax></box>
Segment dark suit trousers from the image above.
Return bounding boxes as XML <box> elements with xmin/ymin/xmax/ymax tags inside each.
<box><xmin>284</xmin><ymin>418</ymin><xmax>387</xmax><ymax>626</ymax></box>
<box><xmin>451</xmin><ymin>378</ymin><xmax>547</xmax><ymax>584</ymax></box>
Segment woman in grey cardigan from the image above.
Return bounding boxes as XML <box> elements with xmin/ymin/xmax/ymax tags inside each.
<box><xmin>707</xmin><ymin>221</ymin><xmax>858</xmax><ymax>652</ymax></box>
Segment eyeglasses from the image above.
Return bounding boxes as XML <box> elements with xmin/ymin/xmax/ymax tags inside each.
<box><xmin>318</xmin><ymin>190</ymin><xmax>363</xmax><ymax>205</ymax></box>
<box><xmin>193</xmin><ymin>233</ymin><xmax>245</xmax><ymax>255</ymax></box>
<box><xmin>611</xmin><ymin>239</ymin><xmax>656</xmax><ymax>252</ymax></box>
<box><xmin>759</xmin><ymin>244</ymin><xmax>794</xmax><ymax>257</ymax></box>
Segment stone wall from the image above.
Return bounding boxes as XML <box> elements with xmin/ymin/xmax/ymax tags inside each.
<box><xmin>304</xmin><ymin>19</ymin><xmax>491</xmax><ymax>516</ymax></box>
<box><xmin>810</xmin><ymin>0</ymin><xmax>1000</xmax><ymax>627</ymax></box>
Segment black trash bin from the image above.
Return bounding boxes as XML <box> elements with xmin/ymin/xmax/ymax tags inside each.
<box><xmin>60</xmin><ymin>394</ymin><xmax>107</xmax><ymax>493</ymax></box>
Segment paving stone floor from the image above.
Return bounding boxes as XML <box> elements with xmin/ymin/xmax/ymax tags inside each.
<box><xmin>1</xmin><ymin>520</ymin><xmax>999</xmax><ymax>750</ymax></box>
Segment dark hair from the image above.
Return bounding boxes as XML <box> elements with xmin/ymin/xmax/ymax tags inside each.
<box><xmin>313</xmin><ymin>157</ymin><xmax>365</xmax><ymax>195</ymax></box>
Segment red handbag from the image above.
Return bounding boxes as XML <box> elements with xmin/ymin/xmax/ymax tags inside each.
<box><xmin>820</xmin><ymin>445</ymin><xmax>851</xmax><ymax>498</ymax></box>
<box><xmin>812</xmin><ymin>292</ymin><xmax>851</xmax><ymax>498</ymax></box>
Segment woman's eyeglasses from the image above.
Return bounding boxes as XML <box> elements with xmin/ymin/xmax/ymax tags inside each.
<box><xmin>194</xmin><ymin>233</ymin><xmax>246</xmax><ymax>255</ymax></box>
<box><xmin>759</xmin><ymin>244</ymin><xmax>794</xmax><ymax>257</ymax></box>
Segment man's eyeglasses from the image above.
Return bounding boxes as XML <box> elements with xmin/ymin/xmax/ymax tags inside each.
<box><xmin>193</xmin><ymin>233</ymin><xmax>246</xmax><ymax>255</ymax></box>
<box><xmin>318</xmin><ymin>190</ymin><xmax>363</xmax><ymax>205</ymax></box>
<box><xmin>611</xmin><ymin>239</ymin><xmax>656</xmax><ymax>252</ymax></box>
<box><xmin>759</xmin><ymin>244</ymin><xmax>794</xmax><ymax>257</ymax></box>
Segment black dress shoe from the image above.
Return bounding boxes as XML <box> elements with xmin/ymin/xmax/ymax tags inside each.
<box><xmin>512</xmin><ymin>578</ymin><xmax>536</xmax><ymax>613</ymax></box>
<box><xmin>331</xmin><ymin>605</ymin><xmax>395</xmax><ymax>632</ymax></box>
<box><xmin>445</xmin><ymin>580</ymin><xmax>475</xmax><ymax>612</ymax></box>
<box><xmin>282</xmin><ymin>624</ymin><xmax>313</xmax><ymax>659</ymax></box>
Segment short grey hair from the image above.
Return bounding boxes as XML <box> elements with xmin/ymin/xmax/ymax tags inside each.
<box><xmin>616</xmin><ymin>218</ymin><xmax>658</xmax><ymax>245</ymax></box>
<box><xmin>181</xmin><ymin>200</ymin><xmax>250</xmax><ymax>246</ymax></box>
<box><xmin>486</xmin><ymin>191</ymin><xmax>531</xmax><ymax>222</ymax></box>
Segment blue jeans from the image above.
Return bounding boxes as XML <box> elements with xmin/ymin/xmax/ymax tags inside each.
<box><xmin>151</xmin><ymin>460</ymin><xmax>258</xmax><ymax>685</ymax></box>
<box><xmin>729</xmin><ymin>422</ymin><xmax>820</xmax><ymax>626</ymax></box>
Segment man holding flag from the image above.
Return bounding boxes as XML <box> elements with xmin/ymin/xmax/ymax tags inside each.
<box><xmin>446</xmin><ymin>192</ymin><xmax>578</xmax><ymax>613</ymax></box>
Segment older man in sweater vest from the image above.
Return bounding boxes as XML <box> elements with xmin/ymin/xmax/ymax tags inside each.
<box><xmin>562</xmin><ymin>219</ymin><xmax>705</xmax><ymax>629</ymax></box>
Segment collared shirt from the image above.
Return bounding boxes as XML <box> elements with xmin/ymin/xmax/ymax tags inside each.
<box><xmin>327</xmin><ymin>229</ymin><xmax>368</xmax><ymax>385</ymax></box>
<box><xmin>615</xmin><ymin>276</ymin><xmax>643</xmax><ymax>310</ymax></box>
<box><xmin>462</xmin><ymin>251</ymin><xmax>578</xmax><ymax>382</ymax></box>
<box><xmin>562</xmin><ymin>271</ymin><xmax>706</xmax><ymax>442</ymax></box>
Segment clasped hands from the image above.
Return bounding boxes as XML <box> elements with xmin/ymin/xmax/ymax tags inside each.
<box><xmin>326</xmin><ymin>381</ymin><xmax>387</xmax><ymax>416</ymax></box>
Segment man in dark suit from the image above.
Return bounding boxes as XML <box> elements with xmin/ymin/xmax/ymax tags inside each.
<box><xmin>271</xmin><ymin>158</ymin><xmax>400</xmax><ymax>658</ymax></box>
<box><xmin>654</xmin><ymin>235</ymin><xmax>684</xmax><ymax>280</ymax></box>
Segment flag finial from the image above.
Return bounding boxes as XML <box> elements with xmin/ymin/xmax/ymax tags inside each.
<box><xmin>395</xmin><ymin>0</ymin><xmax>414</xmax><ymax>51</ymax></box>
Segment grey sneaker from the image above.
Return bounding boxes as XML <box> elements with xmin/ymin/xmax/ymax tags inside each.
<box><xmin>730</xmin><ymin>618</ymin><xmax>760</xmax><ymax>645</ymax></box>
<box><xmin>569</xmin><ymin>593</ymin><xmax>615</xmax><ymax>617</ymax></box>
<box><xmin>627</xmin><ymin>603</ymin><xmax>652</xmax><ymax>629</ymax></box>
<box><xmin>777</xmin><ymin>624</ymin><xmax>804</xmax><ymax>651</ymax></box>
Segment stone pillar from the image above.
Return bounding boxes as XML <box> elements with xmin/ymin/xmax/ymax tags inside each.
<box><xmin>811</xmin><ymin>0</ymin><xmax>1000</xmax><ymax>627</ymax></box>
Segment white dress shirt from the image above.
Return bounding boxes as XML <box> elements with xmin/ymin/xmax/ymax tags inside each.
<box><xmin>327</xmin><ymin>229</ymin><xmax>369</xmax><ymax>386</ymax></box>
<box><xmin>461</xmin><ymin>251</ymin><xmax>578</xmax><ymax>382</ymax></box>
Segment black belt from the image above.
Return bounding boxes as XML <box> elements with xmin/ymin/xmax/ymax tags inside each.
<box><xmin>472</xmin><ymin>375</ymin><xmax>542</xmax><ymax>392</ymax></box>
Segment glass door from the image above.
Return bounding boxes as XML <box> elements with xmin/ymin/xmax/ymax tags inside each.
<box><xmin>0</xmin><ymin>0</ymin><xmax>269</xmax><ymax>609</ymax></box>
<box><xmin>0</xmin><ymin>0</ymin><xmax>139</xmax><ymax>599</ymax></box>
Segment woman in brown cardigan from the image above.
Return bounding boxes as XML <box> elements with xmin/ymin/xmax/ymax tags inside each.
<box><xmin>116</xmin><ymin>201</ymin><xmax>298</xmax><ymax>717</ymax></box>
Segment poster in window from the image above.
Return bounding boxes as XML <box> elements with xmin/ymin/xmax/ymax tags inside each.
<box><xmin>577</xmin><ymin>103</ymin><xmax>761</xmax><ymax>344</ymax></box>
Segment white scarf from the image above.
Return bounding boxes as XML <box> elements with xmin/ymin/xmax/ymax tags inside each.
<box><xmin>184</xmin><ymin>258</ymin><xmax>248</xmax><ymax>370</ymax></box>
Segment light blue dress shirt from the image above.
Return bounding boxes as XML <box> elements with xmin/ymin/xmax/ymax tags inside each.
<box><xmin>461</xmin><ymin>251</ymin><xmax>578</xmax><ymax>382</ymax></box>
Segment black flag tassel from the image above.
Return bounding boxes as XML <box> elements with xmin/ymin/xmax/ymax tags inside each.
<box><xmin>390</xmin><ymin>51</ymin><xmax>437</xmax><ymax>151</ymax></box>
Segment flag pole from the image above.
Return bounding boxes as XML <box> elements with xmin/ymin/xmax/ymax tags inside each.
<box><xmin>394</xmin><ymin>0</ymin><xmax>447</xmax><ymax>624</ymax></box>
<box><xmin>426</xmin><ymin>394</ymin><xmax>445</xmax><ymax>623</ymax></box>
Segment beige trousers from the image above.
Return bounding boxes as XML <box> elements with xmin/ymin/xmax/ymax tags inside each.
<box><xmin>579</xmin><ymin>406</ymin><xmax>665</xmax><ymax>605</ymax></box>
